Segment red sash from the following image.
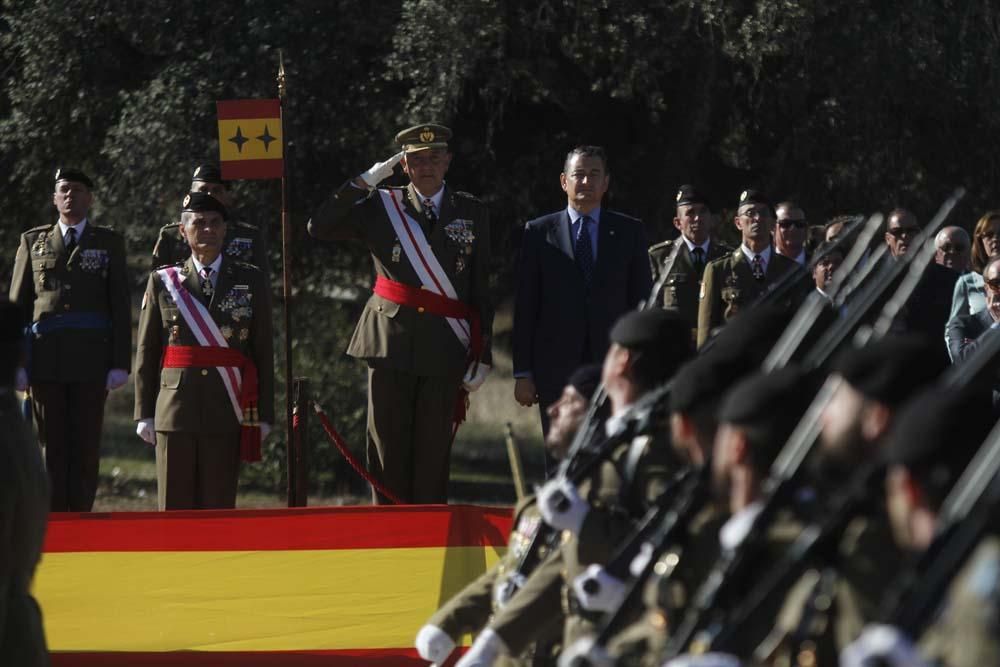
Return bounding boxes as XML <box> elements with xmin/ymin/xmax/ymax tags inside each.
<box><xmin>162</xmin><ymin>346</ymin><xmax>262</xmax><ymax>462</ymax></box>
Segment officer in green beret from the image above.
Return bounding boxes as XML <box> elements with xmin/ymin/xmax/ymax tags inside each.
<box><xmin>648</xmin><ymin>185</ymin><xmax>731</xmax><ymax>343</ymax></box>
<box><xmin>308</xmin><ymin>123</ymin><xmax>493</xmax><ymax>504</ymax></box>
<box><xmin>8</xmin><ymin>168</ymin><xmax>132</xmax><ymax>511</ymax></box>
<box><xmin>152</xmin><ymin>164</ymin><xmax>268</xmax><ymax>271</ymax></box>
<box><xmin>696</xmin><ymin>189</ymin><xmax>802</xmax><ymax>347</ymax></box>
<box><xmin>134</xmin><ymin>192</ymin><xmax>275</xmax><ymax>510</ymax></box>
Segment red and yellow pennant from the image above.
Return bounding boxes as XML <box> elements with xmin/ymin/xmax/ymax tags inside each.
<box><xmin>37</xmin><ymin>505</ymin><xmax>512</xmax><ymax>666</ymax></box>
<box><xmin>217</xmin><ymin>99</ymin><xmax>284</xmax><ymax>180</ymax></box>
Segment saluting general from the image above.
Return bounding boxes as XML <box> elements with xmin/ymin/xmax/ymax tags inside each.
<box><xmin>9</xmin><ymin>168</ymin><xmax>131</xmax><ymax>512</ymax></box>
<box><xmin>134</xmin><ymin>192</ymin><xmax>274</xmax><ymax>510</ymax></box>
<box><xmin>307</xmin><ymin>123</ymin><xmax>493</xmax><ymax>505</ymax></box>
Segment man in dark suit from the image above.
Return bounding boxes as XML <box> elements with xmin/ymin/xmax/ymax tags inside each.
<box><xmin>774</xmin><ymin>200</ymin><xmax>809</xmax><ymax>266</ymax></box>
<box><xmin>946</xmin><ymin>255</ymin><xmax>1000</xmax><ymax>363</ymax></box>
<box><xmin>307</xmin><ymin>123</ymin><xmax>492</xmax><ymax>504</ymax></box>
<box><xmin>8</xmin><ymin>168</ymin><xmax>131</xmax><ymax>511</ymax></box>
<box><xmin>512</xmin><ymin>145</ymin><xmax>653</xmax><ymax>430</ymax></box>
<box><xmin>647</xmin><ymin>185</ymin><xmax>730</xmax><ymax>343</ymax></box>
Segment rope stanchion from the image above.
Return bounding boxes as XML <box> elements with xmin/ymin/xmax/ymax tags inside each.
<box><xmin>310</xmin><ymin>402</ymin><xmax>404</xmax><ymax>505</ymax></box>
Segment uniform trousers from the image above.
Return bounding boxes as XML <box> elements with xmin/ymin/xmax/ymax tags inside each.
<box><xmin>367</xmin><ymin>366</ymin><xmax>460</xmax><ymax>505</ymax></box>
<box><xmin>31</xmin><ymin>381</ymin><xmax>106</xmax><ymax>511</ymax></box>
<box><xmin>155</xmin><ymin>432</ymin><xmax>240</xmax><ymax>510</ymax></box>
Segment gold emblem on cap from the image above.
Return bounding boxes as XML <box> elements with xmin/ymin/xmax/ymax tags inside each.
<box><xmin>183</xmin><ymin>194</ymin><xmax>191</xmax><ymax>207</ymax></box>
<box><xmin>676</xmin><ymin>190</ymin><xmax>683</xmax><ymax>202</ymax></box>
<box><xmin>740</xmin><ymin>190</ymin><xmax>749</xmax><ymax>202</ymax></box>
<box><xmin>194</xmin><ymin>167</ymin><xmax>203</xmax><ymax>177</ymax></box>
<box><xmin>419</xmin><ymin>128</ymin><xmax>435</xmax><ymax>143</ymax></box>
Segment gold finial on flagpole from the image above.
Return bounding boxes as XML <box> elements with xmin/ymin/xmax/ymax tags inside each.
<box><xmin>277</xmin><ymin>49</ymin><xmax>287</xmax><ymax>100</ymax></box>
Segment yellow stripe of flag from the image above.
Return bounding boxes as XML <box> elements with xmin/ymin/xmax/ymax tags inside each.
<box><xmin>218</xmin><ymin>119</ymin><xmax>283</xmax><ymax>162</ymax></box>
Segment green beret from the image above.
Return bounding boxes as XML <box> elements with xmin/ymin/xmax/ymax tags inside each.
<box><xmin>192</xmin><ymin>164</ymin><xmax>226</xmax><ymax>185</ymax></box>
<box><xmin>55</xmin><ymin>168</ymin><xmax>93</xmax><ymax>189</ymax></box>
<box><xmin>833</xmin><ymin>334</ymin><xmax>946</xmax><ymax>407</ymax></box>
<box><xmin>181</xmin><ymin>191</ymin><xmax>229</xmax><ymax>221</ymax></box>
<box><xmin>395</xmin><ymin>123</ymin><xmax>452</xmax><ymax>153</ymax></box>
<box><xmin>738</xmin><ymin>188</ymin><xmax>772</xmax><ymax>212</ymax></box>
<box><xmin>676</xmin><ymin>184</ymin><xmax>710</xmax><ymax>209</ymax></box>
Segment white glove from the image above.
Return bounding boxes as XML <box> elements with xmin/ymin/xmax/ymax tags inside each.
<box><xmin>463</xmin><ymin>363</ymin><xmax>491</xmax><ymax>393</ymax></box>
<box><xmin>359</xmin><ymin>151</ymin><xmax>405</xmax><ymax>188</ymax></box>
<box><xmin>136</xmin><ymin>419</ymin><xmax>155</xmax><ymax>445</ymax></box>
<box><xmin>15</xmin><ymin>367</ymin><xmax>28</xmax><ymax>392</ymax></box>
<box><xmin>840</xmin><ymin>625</ymin><xmax>928</xmax><ymax>667</ymax></box>
<box><xmin>573</xmin><ymin>564</ymin><xmax>627</xmax><ymax>612</ymax></box>
<box><xmin>630</xmin><ymin>541</ymin><xmax>656</xmax><ymax>577</ymax></box>
<box><xmin>663</xmin><ymin>653</ymin><xmax>743</xmax><ymax>667</ymax></box>
<box><xmin>537</xmin><ymin>477</ymin><xmax>589</xmax><ymax>535</ymax></box>
<box><xmin>456</xmin><ymin>628</ymin><xmax>507</xmax><ymax>667</ymax></box>
<box><xmin>558</xmin><ymin>636</ymin><xmax>613</xmax><ymax>667</ymax></box>
<box><xmin>415</xmin><ymin>624</ymin><xmax>456</xmax><ymax>664</ymax></box>
<box><xmin>106</xmin><ymin>368</ymin><xmax>129</xmax><ymax>390</ymax></box>
<box><xmin>260</xmin><ymin>422</ymin><xmax>272</xmax><ymax>441</ymax></box>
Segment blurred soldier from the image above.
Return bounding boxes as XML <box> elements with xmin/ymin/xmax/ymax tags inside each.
<box><xmin>0</xmin><ymin>298</ymin><xmax>50</xmax><ymax>665</ymax></box>
<box><xmin>152</xmin><ymin>164</ymin><xmax>268</xmax><ymax>270</ymax></box>
<box><xmin>134</xmin><ymin>193</ymin><xmax>274</xmax><ymax>510</ymax></box>
<box><xmin>308</xmin><ymin>123</ymin><xmax>492</xmax><ymax>504</ymax></box>
<box><xmin>774</xmin><ymin>200</ymin><xmax>808</xmax><ymax>266</ymax></box>
<box><xmin>696</xmin><ymin>189</ymin><xmax>801</xmax><ymax>347</ymax></box>
<box><xmin>513</xmin><ymin>146</ymin><xmax>652</xmax><ymax>435</ymax></box>
<box><xmin>9</xmin><ymin>168</ymin><xmax>131</xmax><ymax>512</ymax></box>
<box><xmin>414</xmin><ymin>365</ymin><xmax>602</xmax><ymax>667</ymax></box>
<box><xmin>648</xmin><ymin>185</ymin><xmax>730</xmax><ymax>343</ymax></box>
<box><xmin>841</xmin><ymin>384</ymin><xmax>997</xmax><ymax>667</ymax></box>
<box><xmin>457</xmin><ymin>310</ymin><xmax>692</xmax><ymax>667</ymax></box>
<box><xmin>934</xmin><ymin>225</ymin><xmax>971</xmax><ymax>274</ymax></box>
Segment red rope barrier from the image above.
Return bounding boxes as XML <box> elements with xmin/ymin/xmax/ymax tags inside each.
<box><xmin>310</xmin><ymin>402</ymin><xmax>404</xmax><ymax>505</ymax></box>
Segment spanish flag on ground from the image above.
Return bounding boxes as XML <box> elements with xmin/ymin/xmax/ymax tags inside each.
<box><xmin>37</xmin><ymin>505</ymin><xmax>511</xmax><ymax>666</ymax></box>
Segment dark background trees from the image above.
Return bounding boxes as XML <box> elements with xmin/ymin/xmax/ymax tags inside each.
<box><xmin>4</xmin><ymin>0</ymin><xmax>1000</xmax><ymax>491</ymax></box>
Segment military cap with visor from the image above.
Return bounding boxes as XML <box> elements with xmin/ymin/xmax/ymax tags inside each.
<box><xmin>54</xmin><ymin>168</ymin><xmax>93</xmax><ymax>189</ymax></box>
<box><xmin>181</xmin><ymin>191</ymin><xmax>229</xmax><ymax>221</ymax></box>
<box><xmin>395</xmin><ymin>123</ymin><xmax>452</xmax><ymax>153</ymax></box>
<box><xmin>676</xmin><ymin>184</ymin><xmax>710</xmax><ymax>209</ymax></box>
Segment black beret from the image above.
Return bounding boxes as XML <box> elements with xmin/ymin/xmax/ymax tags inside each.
<box><xmin>718</xmin><ymin>366</ymin><xmax>821</xmax><ymax>463</ymax></box>
<box><xmin>395</xmin><ymin>123</ymin><xmax>452</xmax><ymax>153</ymax></box>
<box><xmin>703</xmin><ymin>301</ymin><xmax>796</xmax><ymax>366</ymax></box>
<box><xmin>670</xmin><ymin>354</ymin><xmax>741</xmax><ymax>415</ymax></box>
<box><xmin>567</xmin><ymin>364</ymin><xmax>602</xmax><ymax>402</ymax></box>
<box><xmin>54</xmin><ymin>168</ymin><xmax>93</xmax><ymax>189</ymax></box>
<box><xmin>610</xmin><ymin>309</ymin><xmax>694</xmax><ymax>382</ymax></box>
<box><xmin>884</xmin><ymin>382</ymin><xmax>994</xmax><ymax>503</ymax></box>
<box><xmin>191</xmin><ymin>164</ymin><xmax>226</xmax><ymax>185</ymax></box>
<box><xmin>738</xmin><ymin>188</ymin><xmax>772</xmax><ymax>211</ymax></box>
<box><xmin>833</xmin><ymin>334</ymin><xmax>946</xmax><ymax>407</ymax></box>
<box><xmin>181</xmin><ymin>192</ymin><xmax>229</xmax><ymax>221</ymax></box>
<box><xmin>676</xmin><ymin>184</ymin><xmax>710</xmax><ymax>209</ymax></box>
<box><xmin>0</xmin><ymin>297</ymin><xmax>25</xmax><ymax>343</ymax></box>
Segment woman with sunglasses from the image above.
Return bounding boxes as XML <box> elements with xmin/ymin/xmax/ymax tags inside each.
<box><xmin>947</xmin><ymin>254</ymin><xmax>1000</xmax><ymax>363</ymax></box>
<box><xmin>950</xmin><ymin>211</ymin><xmax>1000</xmax><ymax>319</ymax></box>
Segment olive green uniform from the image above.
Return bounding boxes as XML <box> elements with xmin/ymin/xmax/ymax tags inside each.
<box><xmin>696</xmin><ymin>248</ymin><xmax>802</xmax><ymax>348</ymax></box>
<box><xmin>152</xmin><ymin>219</ymin><xmax>268</xmax><ymax>271</ymax></box>
<box><xmin>648</xmin><ymin>239</ymin><xmax>730</xmax><ymax>343</ymax></box>
<box><xmin>134</xmin><ymin>257</ymin><xmax>274</xmax><ymax>510</ymax></box>
<box><xmin>8</xmin><ymin>221</ymin><xmax>131</xmax><ymax>511</ymax></box>
<box><xmin>0</xmin><ymin>389</ymin><xmax>50</xmax><ymax>664</ymax></box>
<box><xmin>427</xmin><ymin>497</ymin><xmax>563</xmax><ymax>666</ymax></box>
<box><xmin>308</xmin><ymin>182</ymin><xmax>493</xmax><ymax>504</ymax></box>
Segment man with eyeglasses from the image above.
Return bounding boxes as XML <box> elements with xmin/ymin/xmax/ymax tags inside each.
<box><xmin>696</xmin><ymin>189</ymin><xmax>802</xmax><ymax>347</ymax></box>
<box><xmin>934</xmin><ymin>226</ymin><xmax>972</xmax><ymax>274</ymax></box>
<box><xmin>774</xmin><ymin>200</ymin><xmax>809</xmax><ymax>266</ymax></box>
<box><xmin>946</xmin><ymin>255</ymin><xmax>1000</xmax><ymax>364</ymax></box>
<box><xmin>884</xmin><ymin>208</ymin><xmax>957</xmax><ymax>356</ymax></box>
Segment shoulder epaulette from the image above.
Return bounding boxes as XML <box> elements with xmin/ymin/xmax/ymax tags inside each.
<box><xmin>24</xmin><ymin>223</ymin><xmax>55</xmax><ymax>235</ymax></box>
<box><xmin>648</xmin><ymin>239</ymin><xmax>675</xmax><ymax>255</ymax></box>
<box><xmin>89</xmin><ymin>224</ymin><xmax>120</xmax><ymax>235</ymax></box>
<box><xmin>453</xmin><ymin>190</ymin><xmax>482</xmax><ymax>203</ymax></box>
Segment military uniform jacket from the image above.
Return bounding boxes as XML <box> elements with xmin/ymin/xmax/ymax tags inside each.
<box><xmin>152</xmin><ymin>219</ymin><xmax>268</xmax><ymax>272</ymax></box>
<box><xmin>308</xmin><ymin>181</ymin><xmax>493</xmax><ymax>379</ymax></box>
<box><xmin>429</xmin><ymin>497</ymin><xmax>563</xmax><ymax>666</ymax></box>
<box><xmin>9</xmin><ymin>221</ymin><xmax>131</xmax><ymax>383</ymax></box>
<box><xmin>648</xmin><ymin>239</ymin><xmax>730</xmax><ymax>336</ymax></box>
<box><xmin>0</xmin><ymin>390</ymin><xmax>49</xmax><ymax>665</ymax></box>
<box><xmin>696</xmin><ymin>248</ymin><xmax>802</xmax><ymax>347</ymax></box>
<box><xmin>134</xmin><ymin>256</ymin><xmax>275</xmax><ymax>432</ymax></box>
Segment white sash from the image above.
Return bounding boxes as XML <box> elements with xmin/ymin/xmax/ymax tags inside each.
<box><xmin>377</xmin><ymin>189</ymin><xmax>471</xmax><ymax>349</ymax></box>
<box><xmin>157</xmin><ymin>266</ymin><xmax>243</xmax><ymax>423</ymax></box>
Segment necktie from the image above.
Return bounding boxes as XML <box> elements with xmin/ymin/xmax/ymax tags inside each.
<box><xmin>422</xmin><ymin>197</ymin><xmax>437</xmax><ymax>232</ymax></box>
<box><xmin>200</xmin><ymin>267</ymin><xmax>214</xmax><ymax>299</ymax></box>
<box><xmin>751</xmin><ymin>254</ymin><xmax>765</xmax><ymax>281</ymax></box>
<box><xmin>64</xmin><ymin>227</ymin><xmax>77</xmax><ymax>254</ymax></box>
<box><xmin>575</xmin><ymin>216</ymin><xmax>595</xmax><ymax>284</ymax></box>
<box><xmin>692</xmin><ymin>246</ymin><xmax>705</xmax><ymax>274</ymax></box>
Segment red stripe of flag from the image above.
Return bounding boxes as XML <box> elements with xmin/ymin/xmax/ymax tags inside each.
<box><xmin>217</xmin><ymin>99</ymin><xmax>280</xmax><ymax>120</ymax></box>
<box><xmin>44</xmin><ymin>505</ymin><xmax>513</xmax><ymax>552</ymax></box>
<box><xmin>221</xmin><ymin>158</ymin><xmax>284</xmax><ymax>180</ymax></box>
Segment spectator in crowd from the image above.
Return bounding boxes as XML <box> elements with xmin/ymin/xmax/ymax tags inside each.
<box><xmin>813</xmin><ymin>241</ymin><xmax>845</xmax><ymax>302</ymax></box>
<box><xmin>950</xmin><ymin>211</ymin><xmax>1000</xmax><ymax>320</ymax></box>
<box><xmin>934</xmin><ymin>226</ymin><xmax>971</xmax><ymax>274</ymax></box>
<box><xmin>774</xmin><ymin>201</ymin><xmax>809</xmax><ymax>266</ymax></box>
<box><xmin>946</xmin><ymin>255</ymin><xmax>1000</xmax><ymax>363</ymax></box>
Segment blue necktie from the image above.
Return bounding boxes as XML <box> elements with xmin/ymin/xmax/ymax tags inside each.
<box><xmin>575</xmin><ymin>216</ymin><xmax>595</xmax><ymax>284</ymax></box>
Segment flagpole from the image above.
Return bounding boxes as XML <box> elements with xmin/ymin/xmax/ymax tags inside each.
<box><xmin>277</xmin><ymin>51</ymin><xmax>300</xmax><ymax>507</ymax></box>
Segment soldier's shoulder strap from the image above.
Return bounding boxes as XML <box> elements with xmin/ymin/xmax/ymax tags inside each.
<box><xmin>89</xmin><ymin>223</ymin><xmax>122</xmax><ymax>237</ymax></box>
<box><xmin>452</xmin><ymin>190</ymin><xmax>482</xmax><ymax>203</ymax></box>
<box><xmin>23</xmin><ymin>223</ymin><xmax>55</xmax><ymax>238</ymax></box>
<box><xmin>153</xmin><ymin>261</ymin><xmax>185</xmax><ymax>271</ymax></box>
<box><xmin>648</xmin><ymin>239</ymin><xmax>675</xmax><ymax>257</ymax></box>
